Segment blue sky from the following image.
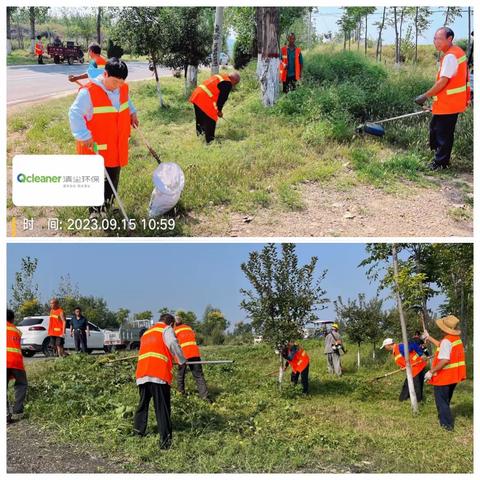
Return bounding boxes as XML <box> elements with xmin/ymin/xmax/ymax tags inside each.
<box><xmin>7</xmin><ymin>243</ymin><xmax>445</xmax><ymax>327</ymax></box>
<box><xmin>313</xmin><ymin>7</ymin><xmax>473</xmax><ymax>45</ymax></box>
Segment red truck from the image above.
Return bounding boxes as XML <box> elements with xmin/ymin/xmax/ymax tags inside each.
<box><xmin>47</xmin><ymin>41</ymin><xmax>85</xmax><ymax>65</ymax></box>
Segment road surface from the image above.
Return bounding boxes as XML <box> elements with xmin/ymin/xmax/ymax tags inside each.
<box><xmin>7</xmin><ymin>62</ymin><xmax>170</xmax><ymax>106</ymax></box>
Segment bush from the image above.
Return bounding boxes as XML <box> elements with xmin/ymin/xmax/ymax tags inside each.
<box><xmin>233</xmin><ymin>38</ymin><xmax>252</xmax><ymax>70</ymax></box>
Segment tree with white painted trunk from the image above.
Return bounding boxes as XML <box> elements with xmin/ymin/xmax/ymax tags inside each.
<box><xmin>256</xmin><ymin>7</ymin><xmax>281</xmax><ymax>107</ymax></box>
<box><xmin>211</xmin><ymin>7</ymin><xmax>224</xmax><ymax>75</ymax></box>
<box><xmin>7</xmin><ymin>7</ymin><xmax>15</xmax><ymax>55</ymax></box>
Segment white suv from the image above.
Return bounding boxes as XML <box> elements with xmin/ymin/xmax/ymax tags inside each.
<box><xmin>18</xmin><ymin>316</ymin><xmax>105</xmax><ymax>357</ymax></box>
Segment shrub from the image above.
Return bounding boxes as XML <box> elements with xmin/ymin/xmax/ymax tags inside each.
<box><xmin>233</xmin><ymin>38</ymin><xmax>252</xmax><ymax>70</ymax></box>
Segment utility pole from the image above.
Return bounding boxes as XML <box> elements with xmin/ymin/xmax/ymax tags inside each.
<box><xmin>392</xmin><ymin>244</ymin><xmax>419</xmax><ymax>414</ymax></box>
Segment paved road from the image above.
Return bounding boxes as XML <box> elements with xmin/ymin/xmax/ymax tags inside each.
<box><xmin>7</xmin><ymin>62</ymin><xmax>170</xmax><ymax>106</ymax></box>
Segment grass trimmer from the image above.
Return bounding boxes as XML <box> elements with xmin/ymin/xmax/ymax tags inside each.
<box><xmin>356</xmin><ymin>109</ymin><xmax>431</xmax><ymax>137</ymax></box>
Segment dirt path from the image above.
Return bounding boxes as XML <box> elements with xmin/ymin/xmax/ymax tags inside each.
<box><xmin>192</xmin><ymin>175</ymin><xmax>473</xmax><ymax>237</ymax></box>
<box><xmin>7</xmin><ymin>420</ymin><xmax>128</xmax><ymax>473</ymax></box>
<box><xmin>7</xmin><ymin>171</ymin><xmax>472</xmax><ymax>237</ymax></box>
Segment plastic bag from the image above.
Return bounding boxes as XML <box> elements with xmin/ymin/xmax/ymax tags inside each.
<box><xmin>148</xmin><ymin>162</ymin><xmax>185</xmax><ymax>217</ymax></box>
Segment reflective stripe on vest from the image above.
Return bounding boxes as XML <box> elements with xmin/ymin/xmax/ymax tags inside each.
<box><xmin>7</xmin><ymin>347</ymin><xmax>22</xmax><ymax>354</ymax></box>
<box><xmin>138</xmin><ymin>351</ymin><xmax>168</xmax><ymax>362</ymax></box>
<box><xmin>443</xmin><ymin>360</ymin><xmax>466</xmax><ymax>370</ymax></box>
<box><xmin>7</xmin><ymin>325</ymin><xmax>20</xmax><ymax>333</ymax></box>
<box><xmin>93</xmin><ymin>101</ymin><xmax>129</xmax><ymax>115</ymax></box>
<box><xmin>199</xmin><ymin>84</ymin><xmax>214</xmax><ymax>98</ymax></box>
<box><xmin>142</xmin><ymin>327</ymin><xmax>165</xmax><ymax>337</ymax></box>
<box><xmin>175</xmin><ymin>327</ymin><xmax>192</xmax><ymax>335</ymax></box>
<box><xmin>180</xmin><ymin>341</ymin><xmax>197</xmax><ymax>348</ymax></box>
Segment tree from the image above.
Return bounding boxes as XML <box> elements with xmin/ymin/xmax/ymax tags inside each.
<box><xmin>335</xmin><ymin>294</ymin><xmax>385</xmax><ymax>366</ymax></box>
<box><xmin>134</xmin><ymin>310</ymin><xmax>153</xmax><ymax>321</ymax></box>
<box><xmin>112</xmin><ymin>7</ymin><xmax>168</xmax><ymax>107</ymax></box>
<box><xmin>230</xmin><ymin>321</ymin><xmax>254</xmax><ymax>344</ymax></box>
<box><xmin>211</xmin><ymin>7</ymin><xmax>224</xmax><ymax>74</ymax></box>
<box><xmin>7</xmin><ymin>7</ymin><xmax>15</xmax><ymax>54</ymax></box>
<box><xmin>96</xmin><ymin>7</ymin><xmax>102</xmax><ymax>44</ymax></box>
<box><xmin>200</xmin><ymin>306</ymin><xmax>229</xmax><ymax>345</ymax></box>
<box><xmin>414</xmin><ymin>7</ymin><xmax>432</xmax><ymax>64</ymax></box>
<box><xmin>443</xmin><ymin>7</ymin><xmax>463</xmax><ymax>27</ymax></box>
<box><xmin>240</xmin><ymin>243</ymin><xmax>328</xmax><ymax>384</ymax></box>
<box><xmin>10</xmin><ymin>257</ymin><xmax>41</xmax><ymax>320</ymax></box>
<box><xmin>116</xmin><ymin>308</ymin><xmax>130</xmax><ymax>325</ymax></box>
<box><xmin>375</xmin><ymin>7</ymin><xmax>387</xmax><ymax>61</ymax></box>
<box><xmin>175</xmin><ymin>310</ymin><xmax>200</xmax><ymax>331</ymax></box>
<box><xmin>28</xmin><ymin>7</ymin><xmax>49</xmax><ymax>53</ymax></box>
<box><xmin>392</xmin><ymin>244</ymin><xmax>418</xmax><ymax>414</ymax></box>
<box><xmin>256</xmin><ymin>7</ymin><xmax>281</xmax><ymax>107</ymax></box>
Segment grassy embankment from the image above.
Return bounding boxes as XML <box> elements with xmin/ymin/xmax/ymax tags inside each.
<box><xmin>7</xmin><ymin>50</ymin><xmax>473</xmax><ymax>236</ymax></box>
<box><xmin>14</xmin><ymin>339</ymin><xmax>473</xmax><ymax>473</ymax></box>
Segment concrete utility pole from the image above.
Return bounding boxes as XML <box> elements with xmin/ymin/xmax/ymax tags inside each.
<box><xmin>392</xmin><ymin>244</ymin><xmax>419</xmax><ymax>414</ymax></box>
<box><xmin>211</xmin><ymin>7</ymin><xmax>224</xmax><ymax>75</ymax></box>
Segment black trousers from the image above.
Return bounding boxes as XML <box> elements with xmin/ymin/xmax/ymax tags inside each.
<box><xmin>90</xmin><ymin>166</ymin><xmax>121</xmax><ymax>214</ymax></box>
<box><xmin>177</xmin><ymin>356</ymin><xmax>209</xmax><ymax>399</ymax></box>
<box><xmin>194</xmin><ymin>105</ymin><xmax>217</xmax><ymax>143</ymax></box>
<box><xmin>37</xmin><ymin>55</ymin><xmax>44</xmax><ymax>65</ymax></box>
<box><xmin>73</xmin><ymin>329</ymin><xmax>88</xmax><ymax>353</ymax></box>
<box><xmin>429</xmin><ymin>113</ymin><xmax>459</xmax><ymax>166</ymax></box>
<box><xmin>399</xmin><ymin>368</ymin><xmax>426</xmax><ymax>402</ymax></box>
<box><xmin>133</xmin><ymin>382</ymin><xmax>172</xmax><ymax>449</ymax></box>
<box><xmin>433</xmin><ymin>383</ymin><xmax>457</xmax><ymax>430</ymax></box>
<box><xmin>291</xmin><ymin>364</ymin><xmax>309</xmax><ymax>393</ymax></box>
<box><xmin>7</xmin><ymin>368</ymin><xmax>28</xmax><ymax>415</ymax></box>
<box><xmin>283</xmin><ymin>76</ymin><xmax>297</xmax><ymax>93</ymax></box>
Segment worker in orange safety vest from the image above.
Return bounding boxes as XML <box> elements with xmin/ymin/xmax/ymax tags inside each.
<box><xmin>189</xmin><ymin>71</ymin><xmax>240</xmax><ymax>143</ymax></box>
<box><xmin>415</xmin><ymin>27</ymin><xmax>470</xmax><ymax>171</ymax></box>
<box><xmin>69</xmin><ymin>57</ymin><xmax>139</xmax><ymax>217</ymax></box>
<box><xmin>380</xmin><ymin>338</ymin><xmax>428</xmax><ymax>402</ymax></box>
<box><xmin>174</xmin><ymin>315</ymin><xmax>210</xmax><ymax>402</ymax></box>
<box><xmin>48</xmin><ymin>298</ymin><xmax>67</xmax><ymax>357</ymax></box>
<box><xmin>7</xmin><ymin>309</ymin><xmax>28</xmax><ymax>423</ymax></box>
<box><xmin>282</xmin><ymin>341</ymin><xmax>310</xmax><ymax>394</ymax></box>
<box><xmin>34</xmin><ymin>35</ymin><xmax>44</xmax><ymax>64</ymax></box>
<box><xmin>423</xmin><ymin>315</ymin><xmax>467</xmax><ymax>431</ymax></box>
<box><xmin>133</xmin><ymin>313</ymin><xmax>186</xmax><ymax>449</ymax></box>
<box><xmin>279</xmin><ymin>33</ymin><xmax>303</xmax><ymax>94</ymax></box>
<box><xmin>68</xmin><ymin>42</ymin><xmax>107</xmax><ymax>84</ymax></box>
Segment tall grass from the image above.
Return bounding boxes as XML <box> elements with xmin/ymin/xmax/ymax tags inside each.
<box><xmin>15</xmin><ymin>340</ymin><xmax>473</xmax><ymax>473</ymax></box>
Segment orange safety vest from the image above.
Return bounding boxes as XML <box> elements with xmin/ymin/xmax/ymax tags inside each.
<box><xmin>34</xmin><ymin>42</ymin><xmax>44</xmax><ymax>56</ymax></box>
<box><xmin>48</xmin><ymin>308</ymin><xmax>65</xmax><ymax>337</ymax></box>
<box><xmin>94</xmin><ymin>55</ymin><xmax>107</xmax><ymax>69</ymax></box>
<box><xmin>7</xmin><ymin>321</ymin><xmax>25</xmax><ymax>371</ymax></box>
<box><xmin>136</xmin><ymin>322</ymin><xmax>174</xmax><ymax>384</ymax></box>
<box><xmin>432</xmin><ymin>45</ymin><xmax>469</xmax><ymax>115</ymax></box>
<box><xmin>429</xmin><ymin>334</ymin><xmax>466</xmax><ymax>386</ymax></box>
<box><xmin>189</xmin><ymin>74</ymin><xmax>231</xmax><ymax>122</ymax></box>
<box><xmin>280</xmin><ymin>46</ymin><xmax>301</xmax><ymax>82</ymax></box>
<box><xmin>288</xmin><ymin>347</ymin><xmax>310</xmax><ymax>373</ymax></box>
<box><xmin>76</xmin><ymin>82</ymin><xmax>131</xmax><ymax>168</ymax></box>
<box><xmin>174</xmin><ymin>324</ymin><xmax>201</xmax><ymax>359</ymax></box>
<box><xmin>392</xmin><ymin>343</ymin><xmax>426</xmax><ymax>378</ymax></box>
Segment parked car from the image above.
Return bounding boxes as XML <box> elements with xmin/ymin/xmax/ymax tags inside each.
<box><xmin>17</xmin><ymin>316</ymin><xmax>105</xmax><ymax>357</ymax></box>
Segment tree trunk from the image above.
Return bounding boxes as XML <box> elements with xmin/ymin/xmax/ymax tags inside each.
<box><xmin>467</xmin><ymin>7</ymin><xmax>471</xmax><ymax>54</ymax></box>
<box><xmin>278</xmin><ymin>352</ymin><xmax>284</xmax><ymax>389</ymax></box>
<box><xmin>357</xmin><ymin>343</ymin><xmax>361</xmax><ymax>368</ymax></box>
<box><xmin>393</xmin><ymin>7</ymin><xmax>400</xmax><ymax>65</ymax></box>
<box><xmin>151</xmin><ymin>57</ymin><xmax>165</xmax><ymax>108</ymax></box>
<box><xmin>460</xmin><ymin>284</ymin><xmax>466</xmax><ymax>350</ymax></box>
<box><xmin>7</xmin><ymin>7</ymin><xmax>12</xmax><ymax>55</ymax></box>
<box><xmin>307</xmin><ymin>9</ymin><xmax>312</xmax><ymax>49</ymax></box>
<box><xmin>343</xmin><ymin>32</ymin><xmax>347</xmax><ymax>51</ymax></box>
<box><xmin>372</xmin><ymin>342</ymin><xmax>376</xmax><ymax>359</ymax></box>
<box><xmin>364</xmin><ymin>15</ymin><xmax>368</xmax><ymax>56</ymax></box>
<box><xmin>185</xmin><ymin>65</ymin><xmax>198</xmax><ymax>97</ymax></box>
<box><xmin>29</xmin><ymin>7</ymin><xmax>35</xmax><ymax>54</ymax></box>
<box><xmin>444</xmin><ymin>7</ymin><xmax>450</xmax><ymax>27</ymax></box>
<box><xmin>211</xmin><ymin>7</ymin><xmax>224</xmax><ymax>75</ymax></box>
<box><xmin>399</xmin><ymin>8</ymin><xmax>405</xmax><ymax>62</ymax></box>
<box><xmin>392</xmin><ymin>244</ymin><xmax>419</xmax><ymax>414</ymax></box>
<box><xmin>376</xmin><ymin>7</ymin><xmax>386</xmax><ymax>61</ymax></box>
<box><xmin>257</xmin><ymin>7</ymin><xmax>280</xmax><ymax>107</ymax></box>
<box><xmin>414</xmin><ymin>7</ymin><xmax>419</xmax><ymax>64</ymax></box>
<box><xmin>96</xmin><ymin>7</ymin><xmax>102</xmax><ymax>45</ymax></box>
<box><xmin>357</xmin><ymin>22</ymin><xmax>361</xmax><ymax>51</ymax></box>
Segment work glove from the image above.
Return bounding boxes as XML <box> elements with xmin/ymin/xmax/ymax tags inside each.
<box><xmin>424</xmin><ymin>370</ymin><xmax>433</xmax><ymax>381</ymax></box>
<box><xmin>415</xmin><ymin>94</ymin><xmax>428</xmax><ymax>106</ymax></box>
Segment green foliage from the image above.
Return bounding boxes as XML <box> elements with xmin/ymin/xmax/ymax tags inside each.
<box><xmin>240</xmin><ymin>244</ymin><xmax>328</xmax><ymax>348</ymax></box>
<box><xmin>199</xmin><ymin>306</ymin><xmax>229</xmax><ymax>345</ymax></box>
<box><xmin>20</xmin><ymin>341</ymin><xmax>473</xmax><ymax>473</ymax></box>
<box><xmin>10</xmin><ymin>256</ymin><xmax>41</xmax><ymax>319</ymax></box>
<box><xmin>233</xmin><ymin>38</ymin><xmax>251</xmax><ymax>69</ymax></box>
